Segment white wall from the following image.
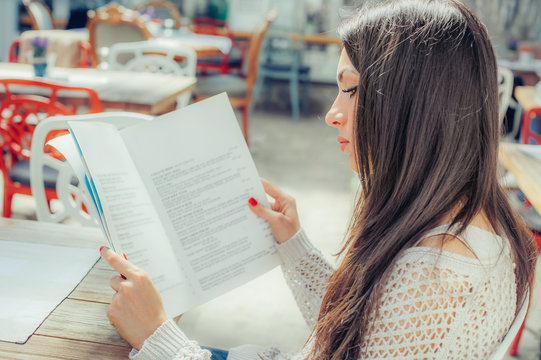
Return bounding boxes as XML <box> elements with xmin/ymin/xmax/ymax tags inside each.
<box><xmin>0</xmin><ymin>1</ymin><xmax>19</xmax><ymax>61</ymax></box>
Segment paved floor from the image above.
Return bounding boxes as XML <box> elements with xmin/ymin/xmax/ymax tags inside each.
<box><xmin>6</xmin><ymin>83</ymin><xmax>541</xmax><ymax>358</ymax></box>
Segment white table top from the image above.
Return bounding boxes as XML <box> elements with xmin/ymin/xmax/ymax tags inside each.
<box><xmin>498</xmin><ymin>59</ymin><xmax>541</xmax><ymax>73</ymax></box>
<box><xmin>155</xmin><ymin>29</ymin><xmax>232</xmax><ymax>54</ymax></box>
<box><xmin>0</xmin><ymin>62</ymin><xmax>197</xmax><ymax>115</ymax></box>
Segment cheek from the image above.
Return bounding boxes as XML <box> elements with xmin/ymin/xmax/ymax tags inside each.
<box><xmin>347</xmin><ymin>117</ymin><xmax>354</xmax><ymax>136</ymax></box>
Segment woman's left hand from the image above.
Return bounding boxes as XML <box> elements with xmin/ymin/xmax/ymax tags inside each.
<box><xmin>100</xmin><ymin>247</ymin><xmax>168</xmax><ymax>350</ymax></box>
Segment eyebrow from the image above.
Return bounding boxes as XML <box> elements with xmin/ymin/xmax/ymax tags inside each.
<box><xmin>337</xmin><ymin>67</ymin><xmax>359</xmax><ymax>83</ymax></box>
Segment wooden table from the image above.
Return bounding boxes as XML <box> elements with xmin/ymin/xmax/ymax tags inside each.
<box><xmin>515</xmin><ymin>86</ymin><xmax>540</xmax><ymax>112</ymax></box>
<box><xmin>154</xmin><ymin>32</ymin><xmax>232</xmax><ymax>58</ymax></box>
<box><xmin>499</xmin><ymin>59</ymin><xmax>541</xmax><ymax>86</ymax></box>
<box><xmin>0</xmin><ymin>62</ymin><xmax>197</xmax><ymax>115</ymax></box>
<box><xmin>499</xmin><ymin>142</ymin><xmax>541</xmax><ymax>214</ymax></box>
<box><xmin>19</xmin><ymin>15</ymin><xmax>68</xmax><ymax>29</ymax></box>
<box><xmin>0</xmin><ymin>218</ymin><xmax>130</xmax><ymax>359</ymax></box>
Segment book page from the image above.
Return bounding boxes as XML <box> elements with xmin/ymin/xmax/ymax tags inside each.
<box><xmin>120</xmin><ymin>93</ymin><xmax>279</xmax><ymax>313</ymax></box>
<box><xmin>68</xmin><ymin>121</ymin><xmax>195</xmax><ymax>316</ymax></box>
<box><xmin>0</xmin><ymin>240</ymin><xmax>98</xmax><ymax>343</ymax></box>
<box><xmin>47</xmin><ymin>135</ymin><xmax>112</xmax><ymax>247</ymax></box>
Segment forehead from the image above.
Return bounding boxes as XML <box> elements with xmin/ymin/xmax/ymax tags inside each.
<box><xmin>337</xmin><ymin>48</ymin><xmax>359</xmax><ymax>82</ymax></box>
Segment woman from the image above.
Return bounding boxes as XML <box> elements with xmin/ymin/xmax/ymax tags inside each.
<box><xmin>101</xmin><ymin>0</ymin><xmax>536</xmax><ymax>359</ymax></box>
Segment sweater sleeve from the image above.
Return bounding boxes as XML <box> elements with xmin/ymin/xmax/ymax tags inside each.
<box><xmin>128</xmin><ymin>229</ymin><xmax>333</xmax><ymax>360</ymax></box>
<box><xmin>275</xmin><ymin>229</ymin><xmax>335</xmax><ymax>329</ymax></box>
<box><xmin>129</xmin><ymin>319</ymin><xmax>212</xmax><ymax>360</ymax></box>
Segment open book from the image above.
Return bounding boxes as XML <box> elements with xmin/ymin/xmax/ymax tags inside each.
<box><xmin>49</xmin><ymin>93</ymin><xmax>279</xmax><ymax>318</ymax></box>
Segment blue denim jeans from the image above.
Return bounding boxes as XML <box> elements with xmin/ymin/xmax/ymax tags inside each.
<box><xmin>202</xmin><ymin>346</ymin><xmax>229</xmax><ymax>360</ymax></box>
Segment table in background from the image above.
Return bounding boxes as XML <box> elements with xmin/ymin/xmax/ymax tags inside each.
<box><xmin>17</xmin><ymin>30</ymin><xmax>89</xmax><ymax>68</ymax></box>
<box><xmin>70</xmin><ymin>27</ymin><xmax>230</xmax><ymax>60</ymax></box>
<box><xmin>154</xmin><ymin>30</ymin><xmax>232</xmax><ymax>59</ymax></box>
<box><xmin>0</xmin><ymin>218</ymin><xmax>130</xmax><ymax>359</ymax></box>
<box><xmin>498</xmin><ymin>59</ymin><xmax>541</xmax><ymax>86</ymax></box>
<box><xmin>499</xmin><ymin>142</ymin><xmax>541</xmax><ymax>214</ymax></box>
<box><xmin>0</xmin><ymin>62</ymin><xmax>196</xmax><ymax>115</ymax></box>
<box><xmin>232</xmin><ymin>31</ymin><xmax>341</xmax><ymax>45</ymax></box>
<box><xmin>498</xmin><ymin>59</ymin><xmax>541</xmax><ymax>74</ymax></box>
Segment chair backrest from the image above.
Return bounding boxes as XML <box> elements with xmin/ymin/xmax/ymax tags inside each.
<box><xmin>0</xmin><ymin>79</ymin><xmax>102</xmax><ymax>161</ymax></box>
<box><xmin>23</xmin><ymin>0</ymin><xmax>54</xmax><ymax>30</ymax></box>
<box><xmin>108</xmin><ymin>40</ymin><xmax>197</xmax><ymax>77</ymax></box>
<box><xmin>243</xmin><ymin>9</ymin><xmax>277</xmax><ymax>94</ymax></box>
<box><xmin>87</xmin><ymin>3</ymin><xmax>153</xmax><ymax>68</ymax></box>
<box><xmin>17</xmin><ymin>30</ymin><xmax>89</xmax><ymax>68</ymax></box>
<box><xmin>262</xmin><ymin>27</ymin><xmax>305</xmax><ymax>70</ymax></box>
<box><xmin>137</xmin><ymin>0</ymin><xmax>182</xmax><ymax>30</ymax></box>
<box><xmin>487</xmin><ymin>292</ymin><xmax>529</xmax><ymax>360</ymax></box>
<box><xmin>521</xmin><ymin>107</ymin><xmax>541</xmax><ymax>144</ymax></box>
<box><xmin>30</xmin><ymin>112</ymin><xmax>153</xmax><ymax>225</ymax></box>
<box><xmin>497</xmin><ymin>66</ymin><xmax>514</xmax><ymax>128</ymax></box>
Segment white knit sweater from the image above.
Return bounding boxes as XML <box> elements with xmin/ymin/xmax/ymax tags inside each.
<box><xmin>129</xmin><ymin>224</ymin><xmax>517</xmax><ymax>360</ymax></box>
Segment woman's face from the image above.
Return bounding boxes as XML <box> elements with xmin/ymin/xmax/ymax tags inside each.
<box><xmin>325</xmin><ymin>49</ymin><xmax>360</xmax><ymax>172</ymax></box>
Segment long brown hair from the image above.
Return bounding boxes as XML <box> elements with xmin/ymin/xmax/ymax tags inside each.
<box><xmin>312</xmin><ymin>1</ymin><xmax>536</xmax><ymax>359</ymax></box>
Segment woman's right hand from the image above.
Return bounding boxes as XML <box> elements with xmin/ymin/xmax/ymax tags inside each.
<box><xmin>248</xmin><ymin>179</ymin><xmax>300</xmax><ymax>244</ymax></box>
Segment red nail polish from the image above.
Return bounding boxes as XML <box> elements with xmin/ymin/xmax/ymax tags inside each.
<box><xmin>123</xmin><ymin>253</ymin><xmax>128</xmax><ymax>260</ymax></box>
<box><xmin>248</xmin><ymin>197</ymin><xmax>258</xmax><ymax>206</ymax></box>
<box><xmin>99</xmin><ymin>246</ymin><xmax>104</xmax><ymax>252</ymax></box>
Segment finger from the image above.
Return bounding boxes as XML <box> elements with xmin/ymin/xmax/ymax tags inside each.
<box><xmin>100</xmin><ymin>247</ymin><xmax>137</xmax><ymax>276</ymax></box>
<box><xmin>261</xmin><ymin>178</ymin><xmax>287</xmax><ymax>200</ymax></box>
<box><xmin>110</xmin><ymin>275</ymin><xmax>125</xmax><ymax>292</ymax></box>
<box><xmin>248</xmin><ymin>197</ymin><xmax>280</xmax><ymax>222</ymax></box>
<box><xmin>107</xmin><ymin>294</ymin><xmax>120</xmax><ymax>326</ymax></box>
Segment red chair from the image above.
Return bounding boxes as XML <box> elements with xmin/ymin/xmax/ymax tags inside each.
<box><xmin>191</xmin><ymin>17</ymin><xmax>245</xmax><ymax>75</ymax></box>
<box><xmin>508</xmin><ymin>231</ymin><xmax>541</xmax><ymax>356</ymax></box>
<box><xmin>193</xmin><ymin>10</ymin><xmax>276</xmax><ymax>146</ymax></box>
<box><xmin>507</xmin><ymin>107</ymin><xmax>541</xmax><ymax>356</ymax></box>
<box><xmin>0</xmin><ymin>79</ymin><xmax>102</xmax><ymax>217</ymax></box>
<box><xmin>8</xmin><ymin>39</ymin><xmax>21</xmax><ymax>63</ymax></box>
<box><xmin>521</xmin><ymin>107</ymin><xmax>541</xmax><ymax>144</ymax></box>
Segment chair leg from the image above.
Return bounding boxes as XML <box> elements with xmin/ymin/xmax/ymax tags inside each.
<box><xmin>289</xmin><ymin>75</ymin><xmax>300</xmax><ymax>123</ymax></box>
<box><xmin>264</xmin><ymin>78</ymin><xmax>273</xmax><ymax>111</ymax></box>
<box><xmin>509</xmin><ymin>318</ymin><xmax>526</xmax><ymax>356</ymax></box>
<box><xmin>301</xmin><ymin>75</ymin><xmax>311</xmax><ymax>116</ymax></box>
<box><xmin>242</xmin><ymin>106</ymin><xmax>250</xmax><ymax>147</ymax></box>
<box><xmin>252</xmin><ymin>75</ymin><xmax>264</xmax><ymax>111</ymax></box>
<box><xmin>3</xmin><ymin>191</ymin><xmax>12</xmax><ymax>218</ymax></box>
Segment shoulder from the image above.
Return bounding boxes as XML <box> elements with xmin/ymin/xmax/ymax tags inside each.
<box><xmin>417</xmin><ymin>233</ymin><xmax>477</xmax><ymax>259</ymax></box>
<box><xmin>410</xmin><ymin>214</ymin><xmax>511</xmax><ymax>268</ymax></box>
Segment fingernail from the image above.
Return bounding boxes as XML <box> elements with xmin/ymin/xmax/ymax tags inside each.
<box><xmin>123</xmin><ymin>253</ymin><xmax>128</xmax><ymax>260</ymax></box>
<box><xmin>248</xmin><ymin>197</ymin><xmax>258</xmax><ymax>207</ymax></box>
<box><xmin>99</xmin><ymin>246</ymin><xmax>104</xmax><ymax>252</ymax></box>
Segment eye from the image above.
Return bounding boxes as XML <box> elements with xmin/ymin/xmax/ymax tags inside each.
<box><xmin>342</xmin><ymin>86</ymin><xmax>357</xmax><ymax>97</ymax></box>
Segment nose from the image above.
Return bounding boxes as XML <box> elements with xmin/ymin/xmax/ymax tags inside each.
<box><xmin>325</xmin><ymin>97</ymin><xmax>346</xmax><ymax>128</ymax></box>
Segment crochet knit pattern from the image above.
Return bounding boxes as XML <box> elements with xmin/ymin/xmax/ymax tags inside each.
<box><xmin>130</xmin><ymin>226</ymin><xmax>518</xmax><ymax>360</ymax></box>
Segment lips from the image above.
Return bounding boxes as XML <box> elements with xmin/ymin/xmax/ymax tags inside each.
<box><xmin>337</xmin><ymin>136</ymin><xmax>349</xmax><ymax>151</ymax></box>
